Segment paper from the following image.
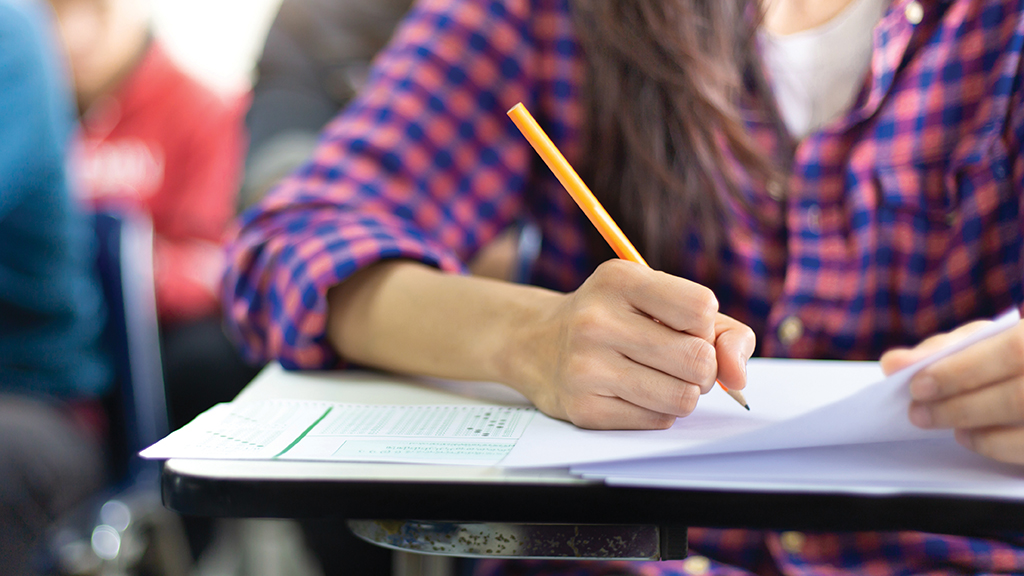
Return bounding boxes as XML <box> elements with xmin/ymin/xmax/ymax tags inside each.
<box><xmin>501</xmin><ymin>308</ymin><xmax>1021</xmax><ymax>466</ymax></box>
<box><xmin>573</xmin><ymin>438</ymin><xmax>1024</xmax><ymax>498</ymax></box>
<box><xmin>141</xmin><ymin>401</ymin><xmax>536</xmax><ymax>465</ymax></box>
<box><xmin>567</xmin><ymin>309</ymin><xmax>1024</xmax><ymax>498</ymax></box>
<box><xmin>143</xmin><ymin>309</ymin><xmax>1021</xmax><ymax>476</ymax></box>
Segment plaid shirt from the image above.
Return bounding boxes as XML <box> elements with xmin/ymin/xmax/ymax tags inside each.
<box><xmin>225</xmin><ymin>0</ymin><xmax>1024</xmax><ymax>573</ymax></box>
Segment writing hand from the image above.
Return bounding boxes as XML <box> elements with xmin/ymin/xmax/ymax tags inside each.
<box><xmin>510</xmin><ymin>259</ymin><xmax>755</xmax><ymax>430</ymax></box>
<box><xmin>880</xmin><ymin>317</ymin><xmax>1024</xmax><ymax>464</ymax></box>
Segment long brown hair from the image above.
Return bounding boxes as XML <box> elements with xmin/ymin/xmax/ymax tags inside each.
<box><xmin>571</xmin><ymin>0</ymin><xmax>781</xmax><ymax>273</ymax></box>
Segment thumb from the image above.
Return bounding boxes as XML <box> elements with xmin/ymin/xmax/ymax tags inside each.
<box><xmin>714</xmin><ymin>314</ymin><xmax>755</xmax><ymax>390</ymax></box>
<box><xmin>879</xmin><ymin>347</ymin><xmax>924</xmax><ymax>376</ymax></box>
<box><xmin>879</xmin><ymin>320</ymin><xmax>991</xmax><ymax>376</ymax></box>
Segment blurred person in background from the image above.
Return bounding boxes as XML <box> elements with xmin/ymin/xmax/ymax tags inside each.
<box><xmin>241</xmin><ymin>0</ymin><xmax>414</xmax><ymax>211</ymax></box>
<box><xmin>0</xmin><ymin>0</ymin><xmax>113</xmax><ymax>574</ymax></box>
<box><xmin>46</xmin><ymin>0</ymin><xmax>262</xmax><ymax>434</ymax></box>
<box><xmin>47</xmin><ymin>0</ymin><xmax>261</xmax><ymax>560</ymax></box>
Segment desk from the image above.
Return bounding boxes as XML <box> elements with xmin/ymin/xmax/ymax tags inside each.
<box><xmin>162</xmin><ymin>366</ymin><xmax>1024</xmax><ymax>556</ymax></box>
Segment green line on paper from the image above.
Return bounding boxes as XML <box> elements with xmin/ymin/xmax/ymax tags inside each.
<box><xmin>274</xmin><ymin>407</ymin><xmax>333</xmax><ymax>458</ymax></box>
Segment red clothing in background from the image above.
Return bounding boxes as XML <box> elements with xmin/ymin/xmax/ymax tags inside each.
<box><xmin>78</xmin><ymin>41</ymin><xmax>246</xmax><ymax>323</ymax></box>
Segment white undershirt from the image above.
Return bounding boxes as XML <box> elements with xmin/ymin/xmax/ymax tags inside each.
<box><xmin>760</xmin><ymin>0</ymin><xmax>889</xmax><ymax>139</ymax></box>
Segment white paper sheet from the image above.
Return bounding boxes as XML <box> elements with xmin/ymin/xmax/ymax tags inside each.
<box><xmin>573</xmin><ymin>438</ymin><xmax>1024</xmax><ymax>498</ymax></box>
<box><xmin>141</xmin><ymin>402</ymin><xmax>536</xmax><ymax>465</ymax></box>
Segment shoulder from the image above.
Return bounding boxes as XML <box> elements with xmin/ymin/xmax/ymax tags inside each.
<box><xmin>0</xmin><ymin>0</ymin><xmax>71</xmax><ymax>136</ymax></box>
<box><xmin>395</xmin><ymin>0</ymin><xmax>574</xmax><ymax>44</ymax></box>
<box><xmin>367</xmin><ymin>0</ymin><xmax>578</xmax><ymax>89</ymax></box>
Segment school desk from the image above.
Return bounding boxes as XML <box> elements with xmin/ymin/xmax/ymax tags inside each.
<box><xmin>160</xmin><ymin>365</ymin><xmax>1024</xmax><ymax>569</ymax></box>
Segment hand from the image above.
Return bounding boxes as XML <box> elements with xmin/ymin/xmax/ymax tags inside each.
<box><xmin>880</xmin><ymin>317</ymin><xmax>1024</xmax><ymax>464</ymax></box>
<box><xmin>509</xmin><ymin>259</ymin><xmax>755</xmax><ymax>430</ymax></box>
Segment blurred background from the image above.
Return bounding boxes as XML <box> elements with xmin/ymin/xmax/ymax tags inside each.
<box><xmin>1</xmin><ymin>0</ymin><xmax>411</xmax><ymax>574</ymax></box>
<box><xmin>152</xmin><ymin>0</ymin><xmax>282</xmax><ymax>95</ymax></box>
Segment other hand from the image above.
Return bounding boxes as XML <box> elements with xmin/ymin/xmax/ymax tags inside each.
<box><xmin>509</xmin><ymin>259</ymin><xmax>755</xmax><ymax>430</ymax></box>
<box><xmin>880</xmin><ymin>316</ymin><xmax>1024</xmax><ymax>464</ymax></box>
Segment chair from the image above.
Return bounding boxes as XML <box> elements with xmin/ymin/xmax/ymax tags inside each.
<box><xmin>93</xmin><ymin>211</ymin><xmax>167</xmax><ymax>480</ymax></box>
<box><xmin>49</xmin><ymin>211</ymin><xmax>191</xmax><ymax>576</ymax></box>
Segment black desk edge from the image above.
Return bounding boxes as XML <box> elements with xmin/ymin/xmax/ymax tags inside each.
<box><xmin>162</xmin><ymin>463</ymin><xmax>1024</xmax><ymax>536</ymax></box>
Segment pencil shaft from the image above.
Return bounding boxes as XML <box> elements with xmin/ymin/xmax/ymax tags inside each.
<box><xmin>506</xmin><ymin>104</ymin><xmax>647</xmax><ymax>266</ymax></box>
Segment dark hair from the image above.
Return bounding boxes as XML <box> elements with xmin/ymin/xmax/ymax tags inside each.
<box><xmin>571</xmin><ymin>0</ymin><xmax>783</xmax><ymax>273</ymax></box>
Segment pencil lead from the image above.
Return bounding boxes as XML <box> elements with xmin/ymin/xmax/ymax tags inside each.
<box><xmin>743</xmin><ymin>404</ymin><xmax>750</xmax><ymax>411</ymax></box>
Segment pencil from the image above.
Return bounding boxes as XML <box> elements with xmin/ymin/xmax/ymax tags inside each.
<box><xmin>507</xmin><ymin>102</ymin><xmax>749</xmax><ymax>411</ymax></box>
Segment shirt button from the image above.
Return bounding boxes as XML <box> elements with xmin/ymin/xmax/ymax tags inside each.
<box><xmin>806</xmin><ymin>205</ymin><xmax>821</xmax><ymax>234</ymax></box>
<box><xmin>682</xmin><ymin>555</ymin><xmax>711</xmax><ymax>575</ymax></box>
<box><xmin>780</xmin><ymin>531</ymin><xmax>807</xmax><ymax>554</ymax></box>
<box><xmin>778</xmin><ymin>316</ymin><xmax>804</xmax><ymax>346</ymax></box>
<box><xmin>905</xmin><ymin>1</ymin><xmax>924</xmax><ymax>25</ymax></box>
<box><xmin>767</xmin><ymin>180</ymin><xmax>786</xmax><ymax>201</ymax></box>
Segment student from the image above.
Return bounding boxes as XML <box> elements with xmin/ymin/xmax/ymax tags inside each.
<box><xmin>0</xmin><ymin>1</ymin><xmax>112</xmax><ymax>574</ymax></box>
<box><xmin>224</xmin><ymin>0</ymin><xmax>1024</xmax><ymax>574</ymax></box>
<box><xmin>46</xmin><ymin>0</ymin><xmax>260</xmax><ymax>431</ymax></box>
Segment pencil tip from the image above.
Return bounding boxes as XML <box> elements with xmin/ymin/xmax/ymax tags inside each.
<box><xmin>744</xmin><ymin>405</ymin><xmax>750</xmax><ymax>411</ymax></box>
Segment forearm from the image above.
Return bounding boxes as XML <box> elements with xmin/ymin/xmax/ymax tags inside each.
<box><xmin>326</xmin><ymin>260</ymin><xmax>561</xmax><ymax>388</ymax></box>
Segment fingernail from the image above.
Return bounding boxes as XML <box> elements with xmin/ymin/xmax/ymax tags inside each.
<box><xmin>738</xmin><ymin>354</ymin><xmax>748</xmax><ymax>379</ymax></box>
<box><xmin>909</xmin><ymin>375</ymin><xmax>938</xmax><ymax>401</ymax></box>
<box><xmin>909</xmin><ymin>405</ymin><xmax>932</xmax><ymax>427</ymax></box>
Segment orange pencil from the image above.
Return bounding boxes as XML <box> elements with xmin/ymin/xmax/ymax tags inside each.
<box><xmin>507</xmin><ymin>102</ymin><xmax>749</xmax><ymax>410</ymax></box>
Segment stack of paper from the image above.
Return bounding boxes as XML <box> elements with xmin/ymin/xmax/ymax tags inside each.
<box><xmin>142</xmin><ymin>310</ymin><xmax>1024</xmax><ymax>499</ymax></box>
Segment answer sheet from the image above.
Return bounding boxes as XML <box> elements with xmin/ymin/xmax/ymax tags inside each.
<box><xmin>141</xmin><ymin>402</ymin><xmax>536</xmax><ymax>465</ymax></box>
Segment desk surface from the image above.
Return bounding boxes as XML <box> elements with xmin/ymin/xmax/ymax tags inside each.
<box><xmin>162</xmin><ymin>366</ymin><xmax>1024</xmax><ymax>534</ymax></box>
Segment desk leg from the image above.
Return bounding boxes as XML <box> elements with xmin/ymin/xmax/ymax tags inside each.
<box><xmin>393</xmin><ymin>550</ymin><xmax>455</xmax><ymax>576</ymax></box>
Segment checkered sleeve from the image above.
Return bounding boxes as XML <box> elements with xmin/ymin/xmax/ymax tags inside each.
<box><xmin>223</xmin><ymin>0</ymin><xmax>537</xmax><ymax>368</ymax></box>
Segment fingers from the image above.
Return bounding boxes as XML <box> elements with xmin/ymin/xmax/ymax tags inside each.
<box><xmin>896</xmin><ymin>320</ymin><xmax>1024</xmax><ymax>465</ymax></box>
<box><xmin>564</xmin><ymin>394</ymin><xmax>678</xmax><ymax>430</ymax></box>
<box><xmin>594</xmin><ymin>260</ymin><xmax>718</xmax><ymax>341</ymax></box>
<box><xmin>955</xmin><ymin>427</ymin><xmax>1024</xmax><ymax>465</ymax></box>
<box><xmin>610</xmin><ymin>359</ymin><xmax>703</xmax><ymax>418</ymax></box>
<box><xmin>566</xmin><ymin>319</ymin><xmax>708</xmax><ymax>418</ymax></box>
<box><xmin>594</xmin><ymin>264</ymin><xmax>755</xmax><ymax>395</ymax></box>
<box><xmin>877</xmin><ymin>349</ymin><xmax>916</xmax><ymax>375</ymax></box>
<box><xmin>714</xmin><ymin>314</ymin><xmax>756</xmax><ymax>391</ymax></box>
<box><xmin>910</xmin><ymin>376</ymin><xmax>1024</xmax><ymax>429</ymax></box>
<box><xmin>879</xmin><ymin>320</ymin><xmax>991</xmax><ymax>375</ymax></box>
<box><xmin>547</xmin><ymin>261</ymin><xmax>756</xmax><ymax>430</ymax></box>
<box><xmin>559</xmin><ymin>351</ymin><xmax>701</xmax><ymax>428</ymax></box>
<box><xmin>613</xmin><ymin>313</ymin><xmax>718</xmax><ymax>393</ymax></box>
<box><xmin>908</xmin><ymin>323</ymin><xmax>1024</xmax><ymax>402</ymax></box>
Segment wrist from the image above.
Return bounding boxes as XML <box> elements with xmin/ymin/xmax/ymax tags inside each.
<box><xmin>491</xmin><ymin>284</ymin><xmax>565</xmax><ymax>402</ymax></box>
